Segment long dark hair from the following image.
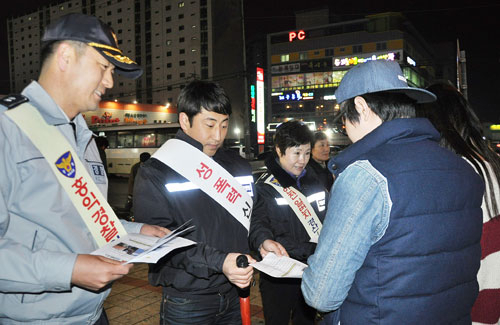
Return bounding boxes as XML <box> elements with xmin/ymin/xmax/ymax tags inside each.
<box><xmin>417</xmin><ymin>82</ymin><xmax>500</xmax><ymax>219</ymax></box>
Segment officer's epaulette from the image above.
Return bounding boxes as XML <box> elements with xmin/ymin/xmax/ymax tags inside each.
<box><xmin>0</xmin><ymin>94</ymin><xmax>29</xmax><ymax>109</ymax></box>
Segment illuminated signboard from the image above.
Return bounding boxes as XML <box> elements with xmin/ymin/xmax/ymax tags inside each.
<box><xmin>250</xmin><ymin>84</ymin><xmax>256</xmax><ymax>123</ymax></box>
<box><xmin>273</xmin><ymin>90</ymin><xmax>314</xmax><ymax>101</ymax></box>
<box><xmin>289</xmin><ymin>30</ymin><xmax>306</xmax><ymax>42</ymax></box>
<box><xmin>256</xmin><ymin>68</ymin><xmax>265</xmax><ymax>144</ymax></box>
<box><xmin>333</xmin><ymin>51</ymin><xmax>402</xmax><ymax>67</ymax></box>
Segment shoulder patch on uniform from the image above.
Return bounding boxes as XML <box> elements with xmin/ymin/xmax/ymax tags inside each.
<box><xmin>0</xmin><ymin>94</ymin><xmax>29</xmax><ymax>109</ymax></box>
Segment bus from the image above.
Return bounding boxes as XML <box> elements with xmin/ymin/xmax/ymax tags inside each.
<box><xmin>92</xmin><ymin>123</ymin><xmax>180</xmax><ymax>175</ymax></box>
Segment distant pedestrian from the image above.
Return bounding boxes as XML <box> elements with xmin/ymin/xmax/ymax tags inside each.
<box><xmin>126</xmin><ymin>152</ymin><xmax>151</xmax><ymax>213</ymax></box>
<box><xmin>95</xmin><ymin>136</ymin><xmax>109</xmax><ymax>174</ymax></box>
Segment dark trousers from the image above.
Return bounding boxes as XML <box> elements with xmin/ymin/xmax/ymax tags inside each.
<box><xmin>259</xmin><ymin>273</ymin><xmax>316</xmax><ymax>325</ymax></box>
<box><xmin>160</xmin><ymin>288</ymin><xmax>242</xmax><ymax>325</ymax></box>
<box><xmin>93</xmin><ymin>309</ymin><xmax>109</xmax><ymax>325</ymax></box>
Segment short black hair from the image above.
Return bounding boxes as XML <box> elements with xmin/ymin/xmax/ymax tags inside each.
<box><xmin>341</xmin><ymin>91</ymin><xmax>416</xmax><ymax>124</ymax></box>
<box><xmin>94</xmin><ymin>136</ymin><xmax>109</xmax><ymax>149</ymax></box>
<box><xmin>139</xmin><ymin>152</ymin><xmax>151</xmax><ymax>162</ymax></box>
<box><xmin>40</xmin><ymin>40</ymin><xmax>87</xmax><ymax>71</ymax></box>
<box><xmin>274</xmin><ymin>120</ymin><xmax>314</xmax><ymax>157</ymax></box>
<box><xmin>177</xmin><ymin>80</ymin><xmax>231</xmax><ymax>125</ymax></box>
<box><xmin>312</xmin><ymin>131</ymin><xmax>328</xmax><ymax>148</ymax></box>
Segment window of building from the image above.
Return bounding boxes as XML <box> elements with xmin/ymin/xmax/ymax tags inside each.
<box><xmin>201</xmin><ymin>57</ymin><xmax>208</xmax><ymax>67</ymax></box>
<box><xmin>167</xmin><ymin>63</ymin><xmax>172</xmax><ymax>68</ymax></box>
<box><xmin>118</xmin><ymin>18</ymin><xmax>122</xmax><ymax>23</ymax></box>
<box><xmin>180</xmin><ymin>72</ymin><xmax>185</xmax><ymax>78</ymax></box>
<box><xmin>166</xmin><ymin>5</ymin><xmax>171</xmax><ymax>10</ymax></box>
<box><xmin>376</xmin><ymin>42</ymin><xmax>387</xmax><ymax>51</ymax></box>
<box><xmin>179</xmin><ymin>49</ymin><xmax>185</xmax><ymax>54</ymax></box>
<box><xmin>281</xmin><ymin>54</ymin><xmax>289</xmax><ymax>62</ymax></box>
<box><xmin>353</xmin><ymin>45</ymin><xmax>363</xmax><ymax>53</ymax></box>
<box><xmin>166</xmin><ymin>28</ymin><xmax>172</xmax><ymax>33</ymax></box>
<box><xmin>167</xmin><ymin>74</ymin><xmax>172</xmax><ymax>80</ymax></box>
<box><xmin>179</xmin><ymin>37</ymin><xmax>185</xmax><ymax>42</ymax></box>
<box><xmin>299</xmin><ymin>52</ymin><xmax>307</xmax><ymax>60</ymax></box>
<box><xmin>179</xmin><ymin>25</ymin><xmax>184</xmax><ymax>31</ymax></box>
<box><xmin>167</xmin><ymin>86</ymin><xmax>172</xmax><ymax>91</ymax></box>
<box><xmin>179</xmin><ymin>60</ymin><xmax>185</xmax><ymax>66</ymax></box>
<box><xmin>166</xmin><ymin>40</ymin><xmax>172</xmax><ymax>45</ymax></box>
<box><xmin>178</xmin><ymin>2</ymin><xmax>184</xmax><ymax>7</ymax></box>
<box><xmin>166</xmin><ymin>16</ymin><xmax>171</xmax><ymax>22</ymax></box>
<box><xmin>325</xmin><ymin>48</ymin><xmax>334</xmax><ymax>56</ymax></box>
<box><xmin>179</xmin><ymin>14</ymin><xmax>184</xmax><ymax>19</ymax></box>
<box><xmin>167</xmin><ymin>51</ymin><xmax>172</xmax><ymax>56</ymax></box>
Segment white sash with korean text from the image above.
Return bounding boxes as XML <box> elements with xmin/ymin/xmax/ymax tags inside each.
<box><xmin>264</xmin><ymin>174</ymin><xmax>322</xmax><ymax>243</ymax></box>
<box><xmin>152</xmin><ymin>139</ymin><xmax>252</xmax><ymax>232</ymax></box>
<box><xmin>5</xmin><ymin>103</ymin><xmax>127</xmax><ymax>247</ymax></box>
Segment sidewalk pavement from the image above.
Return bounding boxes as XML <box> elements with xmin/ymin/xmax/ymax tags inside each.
<box><xmin>105</xmin><ymin>264</ymin><xmax>265</xmax><ymax>324</ymax></box>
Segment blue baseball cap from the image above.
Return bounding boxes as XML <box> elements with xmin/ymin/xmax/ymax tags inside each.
<box><xmin>335</xmin><ymin>60</ymin><xmax>436</xmax><ymax>104</ymax></box>
<box><xmin>42</xmin><ymin>13</ymin><xmax>142</xmax><ymax>79</ymax></box>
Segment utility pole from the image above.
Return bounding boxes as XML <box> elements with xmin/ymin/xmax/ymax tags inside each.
<box><xmin>240</xmin><ymin>0</ymin><xmax>252</xmax><ymax>158</ymax></box>
<box><xmin>459</xmin><ymin>50</ymin><xmax>468</xmax><ymax>100</ymax></box>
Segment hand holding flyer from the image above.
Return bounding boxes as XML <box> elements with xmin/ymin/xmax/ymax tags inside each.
<box><xmin>91</xmin><ymin>221</ymin><xmax>196</xmax><ymax>264</ymax></box>
<box><xmin>250</xmin><ymin>252</ymin><xmax>307</xmax><ymax>278</ymax></box>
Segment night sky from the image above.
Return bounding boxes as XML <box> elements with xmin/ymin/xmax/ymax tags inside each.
<box><xmin>2</xmin><ymin>0</ymin><xmax>500</xmax><ymax>121</ymax></box>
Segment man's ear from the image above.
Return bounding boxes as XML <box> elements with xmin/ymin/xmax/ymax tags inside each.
<box><xmin>56</xmin><ymin>42</ymin><xmax>75</xmax><ymax>72</ymax></box>
<box><xmin>179</xmin><ymin>112</ymin><xmax>191</xmax><ymax>131</ymax></box>
<box><xmin>353</xmin><ymin>96</ymin><xmax>371</xmax><ymax>121</ymax></box>
<box><xmin>275</xmin><ymin>146</ymin><xmax>282</xmax><ymax>157</ymax></box>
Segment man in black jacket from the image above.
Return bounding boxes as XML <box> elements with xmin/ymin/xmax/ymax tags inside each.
<box><xmin>133</xmin><ymin>80</ymin><xmax>255</xmax><ymax>324</ymax></box>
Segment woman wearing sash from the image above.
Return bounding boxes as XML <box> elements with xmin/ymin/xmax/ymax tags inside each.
<box><xmin>249</xmin><ymin>120</ymin><xmax>328</xmax><ymax>325</ymax></box>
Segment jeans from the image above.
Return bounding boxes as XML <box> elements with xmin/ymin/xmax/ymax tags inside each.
<box><xmin>160</xmin><ymin>288</ymin><xmax>242</xmax><ymax>325</ymax></box>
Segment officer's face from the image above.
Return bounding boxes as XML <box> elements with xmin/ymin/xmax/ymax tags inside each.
<box><xmin>180</xmin><ymin>109</ymin><xmax>229</xmax><ymax>156</ymax></box>
<box><xmin>277</xmin><ymin>143</ymin><xmax>311</xmax><ymax>177</ymax></box>
<box><xmin>68</xmin><ymin>45</ymin><xmax>114</xmax><ymax>115</ymax></box>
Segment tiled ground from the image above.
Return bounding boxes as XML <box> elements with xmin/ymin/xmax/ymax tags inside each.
<box><xmin>105</xmin><ymin>264</ymin><xmax>265</xmax><ymax>324</ymax></box>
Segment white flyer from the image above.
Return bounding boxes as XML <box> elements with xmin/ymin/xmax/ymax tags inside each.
<box><xmin>250</xmin><ymin>252</ymin><xmax>308</xmax><ymax>278</ymax></box>
<box><xmin>91</xmin><ymin>222</ymin><xmax>196</xmax><ymax>264</ymax></box>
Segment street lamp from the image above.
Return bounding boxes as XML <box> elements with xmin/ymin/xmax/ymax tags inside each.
<box><xmin>234</xmin><ymin>127</ymin><xmax>241</xmax><ymax>144</ymax></box>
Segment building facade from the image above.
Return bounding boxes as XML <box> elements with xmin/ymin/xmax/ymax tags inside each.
<box><xmin>266</xmin><ymin>12</ymin><xmax>438</xmax><ymax>146</ymax></box>
<box><xmin>7</xmin><ymin>0</ymin><xmax>246</xmax><ymax>140</ymax></box>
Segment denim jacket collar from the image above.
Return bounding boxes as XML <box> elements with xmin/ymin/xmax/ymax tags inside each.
<box><xmin>329</xmin><ymin>118</ymin><xmax>440</xmax><ymax>177</ymax></box>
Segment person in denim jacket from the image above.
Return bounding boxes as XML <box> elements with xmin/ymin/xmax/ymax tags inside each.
<box><xmin>301</xmin><ymin>60</ymin><xmax>484</xmax><ymax>324</ymax></box>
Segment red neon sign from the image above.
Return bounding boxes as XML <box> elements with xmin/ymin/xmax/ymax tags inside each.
<box><xmin>289</xmin><ymin>30</ymin><xmax>306</xmax><ymax>42</ymax></box>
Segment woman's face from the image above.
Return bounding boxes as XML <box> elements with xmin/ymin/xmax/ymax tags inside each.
<box><xmin>277</xmin><ymin>143</ymin><xmax>311</xmax><ymax>177</ymax></box>
<box><xmin>312</xmin><ymin>139</ymin><xmax>330</xmax><ymax>162</ymax></box>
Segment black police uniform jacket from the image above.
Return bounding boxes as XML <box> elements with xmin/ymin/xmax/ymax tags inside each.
<box><xmin>307</xmin><ymin>158</ymin><xmax>334</xmax><ymax>192</ymax></box>
<box><xmin>249</xmin><ymin>154</ymin><xmax>328</xmax><ymax>263</ymax></box>
<box><xmin>133</xmin><ymin>130</ymin><xmax>254</xmax><ymax>296</ymax></box>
